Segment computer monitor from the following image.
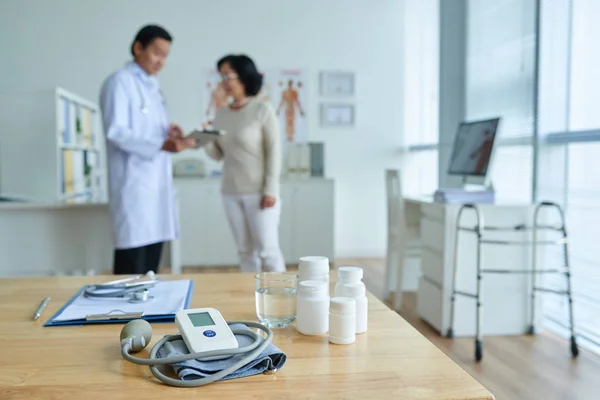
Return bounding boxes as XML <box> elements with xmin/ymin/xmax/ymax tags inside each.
<box><xmin>447</xmin><ymin>117</ymin><xmax>500</xmax><ymax>182</ymax></box>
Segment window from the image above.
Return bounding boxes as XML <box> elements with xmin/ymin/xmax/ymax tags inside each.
<box><xmin>569</xmin><ymin>0</ymin><xmax>600</xmax><ymax>131</ymax></box>
<box><xmin>466</xmin><ymin>0</ymin><xmax>536</xmax><ymax>203</ymax></box>
<box><xmin>488</xmin><ymin>145</ymin><xmax>533</xmax><ymax>202</ymax></box>
<box><xmin>537</xmin><ymin>0</ymin><xmax>600</xmax><ymax>355</ymax></box>
<box><xmin>403</xmin><ymin>149</ymin><xmax>438</xmax><ymax>197</ymax></box>
<box><xmin>401</xmin><ymin>0</ymin><xmax>439</xmax><ymax>197</ymax></box>
<box><xmin>542</xmin><ymin>144</ymin><xmax>600</xmax><ymax>355</ymax></box>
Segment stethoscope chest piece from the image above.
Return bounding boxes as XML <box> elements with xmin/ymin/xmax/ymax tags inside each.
<box><xmin>83</xmin><ymin>271</ymin><xmax>159</xmax><ymax>301</ymax></box>
<box><xmin>128</xmin><ymin>289</ymin><xmax>153</xmax><ymax>303</ymax></box>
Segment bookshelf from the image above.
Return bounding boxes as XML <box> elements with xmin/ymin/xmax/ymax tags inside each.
<box><xmin>0</xmin><ymin>87</ymin><xmax>107</xmax><ymax>203</ymax></box>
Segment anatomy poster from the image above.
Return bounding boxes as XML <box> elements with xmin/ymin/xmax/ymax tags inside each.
<box><xmin>263</xmin><ymin>69</ymin><xmax>309</xmax><ymax>144</ymax></box>
<box><xmin>200</xmin><ymin>68</ymin><xmax>309</xmax><ymax>144</ymax></box>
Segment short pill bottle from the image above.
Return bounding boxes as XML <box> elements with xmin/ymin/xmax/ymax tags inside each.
<box><xmin>296</xmin><ymin>280</ymin><xmax>330</xmax><ymax>336</ymax></box>
<box><xmin>328</xmin><ymin>297</ymin><xmax>356</xmax><ymax>345</ymax></box>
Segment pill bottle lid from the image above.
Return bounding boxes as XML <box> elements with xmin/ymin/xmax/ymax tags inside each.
<box><xmin>339</xmin><ymin>282</ymin><xmax>366</xmax><ymax>298</ymax></box>
<box><xmin>299</xmin><ymin>280</ymin><xmax>328</xmax><ymax>296</ymax></box>
<box><xmin>337</xmin><ymin>266</ymin><xmax>363</xmax><ymax>281</ymax></box>
<box><xmin>330</xmin><ymin>297</ymin><xmax>355</xmax><ymax>314</ymax></box>
<box><xmin>298</xmin><ymin>256</ymin><xmax>330</xmax><ymax>277</ymax></box>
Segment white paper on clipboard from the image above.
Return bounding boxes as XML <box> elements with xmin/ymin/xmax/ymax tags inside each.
<box><xmin>51</xmin><ymin>280</ymin><xmax>192</xmax><ymax>322</ymax></box>
<box><xmin>187</xmin><ymin>129</ymin><xmax>226</xmax><ymax>148</ymax></box>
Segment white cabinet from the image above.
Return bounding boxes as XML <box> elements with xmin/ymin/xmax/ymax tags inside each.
<box><xmin>175</xmin><ymin>179</ymin><xmax>238</xmax><ymax>266</ymax></box>
<box><xmin>174</xmin><ymin>178</ymin><xmax>335</xmax><ymax>267</ymax></box>
<box><xmin>281</xmin><ymin>180</ymin><xmax>335</xmax><ymax>261</ymax></box>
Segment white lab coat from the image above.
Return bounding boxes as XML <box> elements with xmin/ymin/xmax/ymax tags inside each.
<box><xmin>99</xmin><ymin>61</ymin><xmax>178</xmax><ymax>249</ymax></box>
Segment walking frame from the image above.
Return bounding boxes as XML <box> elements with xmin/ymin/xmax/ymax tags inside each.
<box><xmin>446</xmin><ymin>201</ymin><xmax>579</xmax><ymax>362</ymax></box>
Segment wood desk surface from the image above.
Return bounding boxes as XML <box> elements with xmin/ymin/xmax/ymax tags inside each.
<box><xmin>0</xmin><ymin>273</ymin><xmax>494</xmax><ymax>400</ymax></box>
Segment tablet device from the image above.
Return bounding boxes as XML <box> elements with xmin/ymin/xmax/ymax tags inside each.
<box><xmin>186</xmin><ymin>129</ymin><xmax>226</xmax><ymax>148</ymax></box>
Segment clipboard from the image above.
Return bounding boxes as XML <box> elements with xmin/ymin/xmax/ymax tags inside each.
<box><xmin>187</xmin><ymin>129</ymin><xmax>226</xmax><ymax>148</ymax></box>
<box><xmin>44</xmin><ymin>280</ymin><xmax>194</xmax><ymax>327</ymax></box>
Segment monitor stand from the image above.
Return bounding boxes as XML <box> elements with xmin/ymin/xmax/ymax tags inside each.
<box><xmin>434</xmin><ymin>178</ymin><xmax>495</xmax><ymax>204</ymax></box>
<box><xmin>460</xmin><ymin>176</ymin><xmax>494</xmax><ymax>192</ymax></box>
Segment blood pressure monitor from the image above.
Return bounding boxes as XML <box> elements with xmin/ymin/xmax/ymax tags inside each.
<box><xmin>175</xmin><ymin>308</ymin><xmax>238</xmax><ymax>354</ymax></box>
<box><xmin>120</xmin><ymin>308</ymin><xmax>274</xmax><ymax>387</ymax></box>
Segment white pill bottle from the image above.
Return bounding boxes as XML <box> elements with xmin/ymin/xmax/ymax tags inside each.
<box><xmin>296</xmin><ymin>280</ymin><xmax>330</xmax><ymax>336</ymax></box>
<box><xmin>328</xmin><ymin>297</ymin><xmax>356</xmax><ymax>345</ymax></box>
<box><xmin>334</xmin><ymin>266</ymin><xmax>364</xmax><ymax>297</ymax></box>
<box><xmin>298</xmin><ymin>256</ymin><xmax>330</xmax><ymax>296</ymax></box>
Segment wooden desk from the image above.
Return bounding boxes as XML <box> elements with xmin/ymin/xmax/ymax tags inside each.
<box><xmin>0</xmin><ymin>273</ymin><xmax>494</xmax><ymax>400</ymax></box>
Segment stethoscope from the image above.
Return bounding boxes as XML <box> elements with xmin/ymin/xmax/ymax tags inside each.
<box><xmin>134</xmin><ymin>79</ymin><xmax>150</xmax><ymax>114</ymax></box>
<box><xmin>84</xmin><ymin>271</ymin><xmax>159</xmax><ymax>303</ymax></box>
<box><xmin>134</xmin><ymin>78</ymin><xmax>166</xmax><ymax>115</ymax></box>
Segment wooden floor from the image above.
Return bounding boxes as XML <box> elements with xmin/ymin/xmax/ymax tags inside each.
<box><xmin>178</xmin><ymin>258</ymin><xmax>600</xmax><ymax>400</ymax></box>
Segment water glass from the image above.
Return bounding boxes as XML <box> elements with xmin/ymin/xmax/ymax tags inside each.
<box><xmin>254</xmin><ymin>272</ymin><xmax>298</xmax><ymax>328</ymax></box>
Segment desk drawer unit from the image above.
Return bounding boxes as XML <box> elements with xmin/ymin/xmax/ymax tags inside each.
<box><xmin>420</xmin><ymin>247</ymin><xmax>444</xmax><ymax>288</ymax></box>
<box><xmin>420</xmin><ymin>202</ymin><xmax>446</xmax><ymax>222</ymax></box>
<box><xmin>417</xmin><ymin>276</ymin><xmax>444</xmax><ymax>333</ymax></box>
<box><xmin>420</xmin><ymin>216</ymin><xmax>446</xmax><ymax>255</ymax></box>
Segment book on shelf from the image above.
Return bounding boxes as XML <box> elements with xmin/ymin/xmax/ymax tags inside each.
<box><xmin>59</xmin><ymin>95</ymin><xmax>96</xmax><ymax>148</ymax></box>
<box><xmin>284</xmin><ymin>142</ymin><xmax>325</xmax><ymax>178</ymax></box>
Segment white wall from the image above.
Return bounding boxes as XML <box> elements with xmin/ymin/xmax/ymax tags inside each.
<box><xmin>0</xmin><ymin>0</ymin><xmax>405</xmax><ymax>257</ymax></box>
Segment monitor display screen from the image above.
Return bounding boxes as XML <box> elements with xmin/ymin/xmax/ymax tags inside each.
<box><xmin>447</xmin><ymin>118</ymin><xmax>500</xmax><ymax>177</ymax></box>
<box><xmin>187</xmin><ymin>311</ymin><xmax>216</xmax><ymax>327</ymax></box>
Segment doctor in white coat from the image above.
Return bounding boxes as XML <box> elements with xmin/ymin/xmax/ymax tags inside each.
<box><xmin>99</xmin><ymin>24</ymin><xmax>196</xmax><ymax>275</ymax></box>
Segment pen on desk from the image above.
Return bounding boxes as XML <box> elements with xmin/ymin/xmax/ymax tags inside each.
<box><xmin>33</xmin><ymin>297</ymin><xmax>51</xmax><ymax>320</ymax></box>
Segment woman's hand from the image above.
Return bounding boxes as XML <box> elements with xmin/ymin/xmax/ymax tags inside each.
<box><xmin>260</xmin><ymin>195</ymin><xmax>276</xmax><ymax>209</ymax></box>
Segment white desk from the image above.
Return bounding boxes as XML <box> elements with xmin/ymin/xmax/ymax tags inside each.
<box><xmin>405</xmin><ymin>196</ymin><xmax>543</xmax><ymax>337</ymax></box>
<box><xmin>0</xmin><ymin>201</ymin><xmax>112</xmax><ymax>277</ymax></box>
<box><xmin>173</xmin><ymin>177</ymin><xmax>335</xmax><ymax>267</ymax></box>
<box><xmin>0</xmin><ymin>201</ymin><xmax>181</xmax><ymax>277</ymax></box>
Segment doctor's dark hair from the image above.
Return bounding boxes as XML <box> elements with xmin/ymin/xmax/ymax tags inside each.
<box><xmin>131</xmin><ymin>24</ymin><xmax>172</xmax><ymax>56</ymax></box>
<box><xmin>217</xmin><ymin>54</ymin><xmax>263</xmax><ymax>96</ymax></box>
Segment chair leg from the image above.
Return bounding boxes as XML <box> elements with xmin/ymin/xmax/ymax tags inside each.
<box><xmin>385</xmin><ymin>237</ymin><xmax>399</xmax><ymax>303</ymax></box>
<box><xmin>393</xmin><ymin>249</ymin><xmax>405</xmax><ymax>312</ymax></box>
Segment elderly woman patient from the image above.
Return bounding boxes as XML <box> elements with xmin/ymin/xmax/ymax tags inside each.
<box><xmin>204</xmin><ymin>54</ymin><xmax>285</xmax><ymax>273</ymax></box>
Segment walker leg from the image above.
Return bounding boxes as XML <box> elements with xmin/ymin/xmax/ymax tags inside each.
<box><xmin>475</xmin><ymin>226</ymin><xmax>483</xmax><ymax>362</ymax></box>
<box><xmin>528</xmin><ymin>203</ymin><xmax>542</xmax><ymax>335</ymax></box>
<box><xmin>447</xmin><ymin>206</ymin><xmax>465</xmax><ymax>339</ymax></box>
<box><xmin>562</xmin><ymin>227</ymin><xmax>579</xmax><ymax>358</ymax></box>
<box><xmin>447</xmin><ymin>284</ymin><xmax>456</xmax><ymax>339</ymax></box>
<box><xmin>544</xmin><ymin>202</ymin><xmax>579</xmax><ymax>358</ymax></box>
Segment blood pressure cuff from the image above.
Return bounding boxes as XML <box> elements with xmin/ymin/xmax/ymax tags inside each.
<box><xmin>156</xmin><ymin>323</ymin><xmax>287</xmax><ymax>381</ymax></box>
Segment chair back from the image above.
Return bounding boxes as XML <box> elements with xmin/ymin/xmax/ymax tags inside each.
<box><xmin>386</xmin><ymin>169</ymin><xmax>406</xmax><ymax>235</ymax></box>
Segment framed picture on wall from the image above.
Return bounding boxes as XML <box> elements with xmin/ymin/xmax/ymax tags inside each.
<box><xmin>320</xmin><ymin>103</ymin><xmax>355</xmax><ymax>127</ymax></box>
<box><xmin>319</xmin><ymin>71</ymin><xmax>355</xmax><ymax>97</ymax></box>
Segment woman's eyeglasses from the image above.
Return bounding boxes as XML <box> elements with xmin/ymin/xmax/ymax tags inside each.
<box><xmin>220</xmin><ymin>73</ymin><xmax>238</xmax><ymax>81</ymax></box>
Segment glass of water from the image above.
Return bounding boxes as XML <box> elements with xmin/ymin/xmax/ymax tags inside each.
<box><xmin>255</xmin><ymin>272</ymin><xmax>298</xmax><ymax>328</ymax></box>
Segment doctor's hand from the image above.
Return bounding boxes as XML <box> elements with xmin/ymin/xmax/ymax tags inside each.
<box><xmin>260</xmin><ymin>195</ymin><xmax>276</xmax><ymax>209</ymax></box>
<box><xmin>168</xmin><ymin>123</ymin><xmax>184</xmax><ymax>139</ymax></box>
<box><xmin>162</xmin><ymin>137</ymin><xmax>197</xmax><ymax>153</ymax></box>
